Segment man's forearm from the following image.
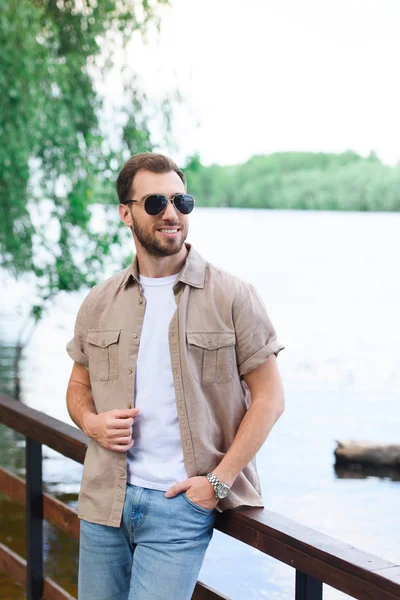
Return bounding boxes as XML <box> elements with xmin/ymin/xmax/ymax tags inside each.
<box><xmin>213</xmin><ymin>393</ymin><xmax>284</xmax><ymax>487</ymax></box>
<box><xmin>66</xmin><ymin>382</ymin><xmax>97</xmax><ymax>437</ymax></box>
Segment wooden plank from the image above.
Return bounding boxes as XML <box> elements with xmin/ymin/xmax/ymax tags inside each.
<box><xmin>0</xmin><ymin>467</ymin><xmax>25</xmax><ymax>503</ymax></box>
<box><xmin>0</xmin><ymin>543</ymin><xmax>75</xmax><ymax>599</ymax></box>
<box><xmin>0</xmin><ymin>468</ymin><xmax>80</xmax><ymax>540</ymax></box>
<box><xmin>192</xmin><ymin>580</ymin><xmax>230</xmax><ymax>599</ymax></box>
<box><xmin>0</xmin><ymin>393</ymin><xmax>87</xmax><ymax>464</ymax></box>
<box><xmin>43</xmin><ymin>577</ymin><xmax>76</xmax><ymax>600</ymax></box>
<box><xmin>0</xmin><ymin>542</ymin><xmax>26</xmax><ymax>588</ymax></box>
<box><xmin>216</xmin><ymin>509</ymin><xmax>400</xmax><ymax>600</ymax></box>
<box><xmin>373</xmin><ymin>566</ymin><xmax>400</xmax><ymax>585</ymax></box>
<box><xmin>43</xmin><ymin>492</ymin><xmax>80</xmax><ymax>541</ymax></box>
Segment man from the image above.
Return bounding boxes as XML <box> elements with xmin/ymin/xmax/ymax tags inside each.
<box><xmin>66</xmin><ymin>152</ymin><xmax>285</xmax><ymax>600</ymax></box>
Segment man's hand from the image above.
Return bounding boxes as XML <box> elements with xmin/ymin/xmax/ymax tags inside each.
<box><xmin>164</xmin><ymin>476</ymin><xmax>219</xmax><ymax>510</ymax></box>
<box><xmin>83</xmin><ymin>408</ymin><xmax>140</xmax><ymax>453</ymax></box>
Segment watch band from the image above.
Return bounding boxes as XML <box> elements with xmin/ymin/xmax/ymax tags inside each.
<box><xmin>205</xmin><ymin>471</ymin><xmax>230</xmax><ymax>498</ymax></box>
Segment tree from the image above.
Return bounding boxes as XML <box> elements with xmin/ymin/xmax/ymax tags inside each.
<box><xmin>0</xmin><ymin>0</ymin><xmax>171</xmax><ymax>373</ymax></box>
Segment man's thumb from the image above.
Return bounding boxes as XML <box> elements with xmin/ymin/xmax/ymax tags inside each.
<box><xmin>165</xmin><ymin>479</ymin><xmax>191</xmax><ymax>498</ymax></box>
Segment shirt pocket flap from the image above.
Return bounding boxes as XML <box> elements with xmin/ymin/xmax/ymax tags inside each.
<box><xmin>87</xmin><ymin>329</ymin><xmax>121</xmax><ymax>348</ymax></box>
<box><xmin>186</xmin><ymin>331</ymin><xmax>236</xmax><ymax>350</ymax></box>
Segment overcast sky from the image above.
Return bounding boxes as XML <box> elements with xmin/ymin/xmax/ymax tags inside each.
<box><xmin>113</xmin><ymin>0</ymin><xmax>400</xmax><ymax>166</ymax></box>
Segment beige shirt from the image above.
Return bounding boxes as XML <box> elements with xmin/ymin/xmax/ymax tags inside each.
<box><xmin>66</xmin><ymin>243</ymin><xmax>285</xmax><ymax>527</ymax></box>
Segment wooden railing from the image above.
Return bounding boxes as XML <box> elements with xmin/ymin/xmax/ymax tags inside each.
<box><xmin>1</xmin><ymin>391</ymin><xmax>399</xmax><ymax>600</ymax></box>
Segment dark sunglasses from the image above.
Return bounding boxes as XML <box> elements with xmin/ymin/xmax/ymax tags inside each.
<box><xmin>126</xmin><ymin>193</ymin><xmax>195</xmax><ymax>216</ymax></box>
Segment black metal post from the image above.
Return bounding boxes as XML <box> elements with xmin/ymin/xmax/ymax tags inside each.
<box><xmin>26</xmin><ymin>437</ymin><xmax>44</xmax><ymax>600</ymax></box>
<box><xmin>295</xmin><ymin>570</ymin><xmax>323</xmax><ymax>600</ymax></box>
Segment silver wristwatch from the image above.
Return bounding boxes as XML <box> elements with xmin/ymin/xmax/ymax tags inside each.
<box><xmin>205</xmin><ymin>472</ymin><xmax>230</xmax><ymax>499</ymax></box>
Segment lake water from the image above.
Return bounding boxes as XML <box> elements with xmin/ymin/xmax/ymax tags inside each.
<box><xmin>1</xmin><ymin>208</ymin><xmax>399</xmax><ymax>599</ymax></box>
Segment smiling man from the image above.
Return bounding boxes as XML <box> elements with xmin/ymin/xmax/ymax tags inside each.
<box><xmin>66</xmin><ymin>152</ymin><xmax>285</xmax><ymax>600</ymax></box>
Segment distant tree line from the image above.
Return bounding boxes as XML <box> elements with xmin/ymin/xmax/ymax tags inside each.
<box><xmin>184</xmin><ymin>151</ymin><xmax>400</xmax><ymax>211</ymax></box>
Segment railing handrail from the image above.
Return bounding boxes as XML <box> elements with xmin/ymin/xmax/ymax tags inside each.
<box><xmin>1</xmin><ymin>392</ymin><xmax>400</xmax><ymax>600</ymax></box>
<box><xmin>0</xmin><ymin>392</ymin><xmax>87</xmax><ymax>463</ymax></box>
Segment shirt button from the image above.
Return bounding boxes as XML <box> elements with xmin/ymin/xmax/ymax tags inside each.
<box><xmin>208</xmin><ymin>341</ymin><xmax>213</xmax><ymax>348</ymax></box>
<box><xmin>139</xmin><ymin>297</ymin><xmax>143</xmax><ymax>304</ymax></box>
<box><xmin>128</xmin><ymin>368</ymin><xmax>133</xmax><ymax>374</ymax></box>
<box><xmin>132</xmin><ymin>333</ymin><xmax>138</xmax><ymax>339</ymax></box>
<box><xmin>118</xmin><ymin>468</ymin><xmax>125</xmax><ymax>477</ymax></box>
<box><xmin>101</xmin><ymin>340</ymin><xmax>106</xmax><ymax>347</ymax></box>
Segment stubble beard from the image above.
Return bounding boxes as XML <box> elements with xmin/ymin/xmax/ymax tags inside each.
<box><xmin>131</xmin><ymin>215</ymin><xmax>187</xmax><ymax>258</ymax></box>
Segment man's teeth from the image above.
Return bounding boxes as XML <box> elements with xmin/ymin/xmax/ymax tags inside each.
<box><xmin>159</xmin><ymin>229</ymin><xmax>178</xmax><ymax>233</ymax></box>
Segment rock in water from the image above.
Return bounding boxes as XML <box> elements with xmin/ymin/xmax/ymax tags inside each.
<box><xmin>334</xmin><ymin>440</ymin><xmax>400</xmax><ymax>468</ymax></box>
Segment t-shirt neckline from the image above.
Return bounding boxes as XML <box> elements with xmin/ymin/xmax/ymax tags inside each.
<box><xmin>138</xmin><ymin>273</ymin><xmax>179</xmax><ymax>287</ymax></box>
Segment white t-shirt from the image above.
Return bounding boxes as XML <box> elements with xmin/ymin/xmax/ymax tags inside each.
<box><xmin>126</xmin><ymin>272</ymin><xmax>188</xmax><ymax>490</ymax></box>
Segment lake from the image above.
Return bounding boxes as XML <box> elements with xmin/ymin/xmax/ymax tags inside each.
<box><xmin>1</xmin><ymin>208</ymin><xmax>399</xmax><ymax>599</ymax></box>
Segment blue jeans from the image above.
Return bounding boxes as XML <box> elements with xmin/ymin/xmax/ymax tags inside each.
<box><xmin>78</xmin><ymin>483</ymin><xmax>216</xmax><ymax>600</ymax></box>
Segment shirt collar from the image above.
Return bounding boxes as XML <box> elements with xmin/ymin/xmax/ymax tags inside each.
<box><xmin>118</xmin><ymin>243</ymin><xmax>206</xmax><ymax>290</ymax></box>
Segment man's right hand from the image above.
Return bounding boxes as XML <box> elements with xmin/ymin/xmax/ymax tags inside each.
<box><xmin>82</xmin><ymin>408</ymin><xmax>140</xmax><ymax>452</ymax></box>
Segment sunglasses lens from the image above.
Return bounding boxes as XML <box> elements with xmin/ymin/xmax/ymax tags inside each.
<box><xmin>174</xmin><ymin>194</ymin><xmax>195</xmax><ymax>215</ymax></box>
<box><xmin>144</xmin><ymin>194</ymin><xmax>168</xmax><ymax>215</ymax></box>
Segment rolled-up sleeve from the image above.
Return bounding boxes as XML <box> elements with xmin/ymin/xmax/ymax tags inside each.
<box><xmin>66</xmin><ymin>296</ymin><xmax>90</xmax><ymax>368</ymax></box>
<box><xmin>234</xmin><ymin>283</ymin><xmax>285</xmax><ymax>377</ymax></box>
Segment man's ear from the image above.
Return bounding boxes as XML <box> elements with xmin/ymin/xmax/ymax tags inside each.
<box><xmin>119</xmin><ymin>203</ymin><xmax>132</xmax><ymax>228</ymax></box>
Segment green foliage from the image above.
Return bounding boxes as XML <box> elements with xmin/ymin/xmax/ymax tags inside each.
<box><xmin>0</xmin><ymin>0</ymin><xmax>170</xmax><ymax>327</ymax></box>
<box><xmin>184</xmin><ymin>151</ymin><xmax>400</xmax><ymax>212</ymax></box>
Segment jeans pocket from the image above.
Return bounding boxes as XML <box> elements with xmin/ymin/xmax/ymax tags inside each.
<box><xmin>182</xmin><ymin>492</ymin><xmax>214</xmax><ymax>514</ymax></box>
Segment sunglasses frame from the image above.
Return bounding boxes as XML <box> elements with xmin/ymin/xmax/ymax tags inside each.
<box><xmin>126</xmin><ymin>193</ymin><xmax>195</xmax><ymax>216</ymax></box>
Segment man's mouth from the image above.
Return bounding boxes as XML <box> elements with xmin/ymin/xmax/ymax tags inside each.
<box><xmin>157</xmin><ymin>228</ymin><xmax>181</xmax><ymax>238</ymax></box>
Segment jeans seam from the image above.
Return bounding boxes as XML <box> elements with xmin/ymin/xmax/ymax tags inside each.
<box><xmin>136</xmin><ymin>488</ymin><xmax>150</xmax><ymax>530</ymax></box>
<box><xmin>131</xmin><ymin>487</ymin><xmax>150</xmax><ymax>532</ymax></box>
<box><xmin>129</xmin><ymin>485</ymin><xmax>136</xmax><ymax>541</ymax></box>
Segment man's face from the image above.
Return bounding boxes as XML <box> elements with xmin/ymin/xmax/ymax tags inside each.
<box><xmin>123</xmin><ymin>170</ymin><xmax>189</xmax><ymax>257</ymax></box>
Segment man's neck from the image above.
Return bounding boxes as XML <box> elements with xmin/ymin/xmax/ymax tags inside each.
<box><xmin>136</xmin><ymin>244</ymin><xmax>189</xmax><ymax>278</ymax></box>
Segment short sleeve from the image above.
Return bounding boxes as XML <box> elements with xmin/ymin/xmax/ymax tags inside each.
<box><xmin>234</xmin><ymin>283</ymin><xmax>285</xmax><ymax>377</ymax></box>
<box><xmin>66</xmin><ymin>296</ymin><xmax>90</xmax><ymax>369</ymax></box>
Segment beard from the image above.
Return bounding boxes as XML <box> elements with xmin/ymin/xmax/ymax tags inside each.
<box><xmin>131</xmin><ymin>214</ymin><xmax>187</xmax><ymax>257</ymax></box>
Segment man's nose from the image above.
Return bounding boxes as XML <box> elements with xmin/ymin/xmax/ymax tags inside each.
<box><xmin>162</xmin><ymin>198</ymin><xmax>179</xmax><ymax>220</ymax></box>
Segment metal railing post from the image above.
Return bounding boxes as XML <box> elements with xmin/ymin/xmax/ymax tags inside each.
<box><xmin>26</xmin><ymin>437</ymin><xmax>44</xmax><ymax>600</ymax></box>
<box><xmin>295</xmin><ymin>570</ymin><xmax>323</xmax><ymax>599</ymax></box>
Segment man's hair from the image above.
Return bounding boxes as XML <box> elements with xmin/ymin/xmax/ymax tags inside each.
<box><xmin>116</xmin><ymin>152</ymin><xmax>186</xmax><ymax>204</ymax></box>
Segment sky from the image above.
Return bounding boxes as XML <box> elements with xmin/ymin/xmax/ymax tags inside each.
<box><xmin>105</xmin><ymin>0</ymin><xmax>400</xmax><ymax>167</ymax></box>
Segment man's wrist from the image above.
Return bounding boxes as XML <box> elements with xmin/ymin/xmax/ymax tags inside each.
<box><xmin>82</xmin><ymin>411</ymin><xmax>97</xmax><ymax>438</ymax></box>
<box><xmin>212</xmin><ymin>466</ymin><xmax>236</xmax><ymax>489</ymax></box>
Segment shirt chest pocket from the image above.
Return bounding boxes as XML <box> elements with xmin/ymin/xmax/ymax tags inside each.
<box><xmin>186</xmin><ymin>331</ymin><xmax>236</xmax><ymax>384</ymax></box>
<box><xmin>86</xmin><ymin>329</ymin><xmax>121</xmax><ymax>381</ymax></box>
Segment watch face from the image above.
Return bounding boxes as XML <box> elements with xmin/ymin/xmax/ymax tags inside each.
<box><xmin>217</xmin><ymin>484</ymin><xmax>229</xmax><ymax>499</ymax></box>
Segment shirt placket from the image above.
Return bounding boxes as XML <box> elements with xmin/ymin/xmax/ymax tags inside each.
<box><xmin>169</xmin><ymin>283</ymin><xmax>197</xmax><ymax>478</ymax></box>
<box><xmin>110</xmin><ymin>281</ymin><xmax>145</xmax><ymax>525</ymax></box>
<box><xmin>127</xmin><ymin>282</ymin><xmax>145</xmax><ymax>410</ymax></box>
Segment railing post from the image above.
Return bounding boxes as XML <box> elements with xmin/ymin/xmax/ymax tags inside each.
<box><xmin>295</xmin><ymin>570</ymin><xmax>323</xmax><ymax>599</ymax></box>
<box><xmin>26</xmin><ymin>437</ymin><xmax>44</xmax><ymax>600</ymax></box>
